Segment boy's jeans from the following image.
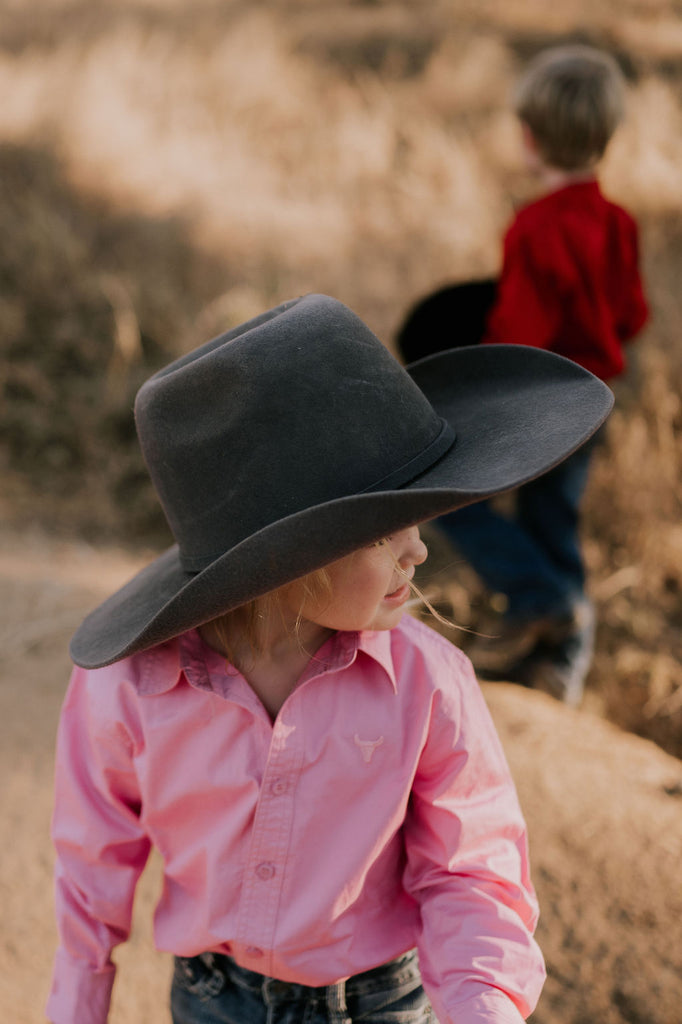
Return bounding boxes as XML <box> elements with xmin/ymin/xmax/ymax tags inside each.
<box><xmin>170</xmin><ymin>949</ymin><xmax>433</xmax><ymax>1024</ymax></box>
<box><xmin>438</xmin><ymin>441</ymin><xmax>596</xmax><ymax>622</ymax></box>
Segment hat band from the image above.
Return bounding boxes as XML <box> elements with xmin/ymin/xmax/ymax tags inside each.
<box><xmin>360</xmin><ymin>418</ymin><xmax>456</xmax><ymax>493</ymax></box>
<box><xmin>179</xmin><ymin>419</ymin><xmax>456</xmax><ymax>575</ymax></box>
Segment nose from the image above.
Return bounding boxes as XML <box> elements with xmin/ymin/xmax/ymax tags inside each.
<box><xmin>399</xmin><ymin>526</ymin><xmax>428</xmax><ymax>568</ymax></box>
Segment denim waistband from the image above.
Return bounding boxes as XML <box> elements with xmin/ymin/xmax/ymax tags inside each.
<box><xmin>178</xmin><ymin>948</ymin><xmax>421</xmax><ymax>1009</ymax></box>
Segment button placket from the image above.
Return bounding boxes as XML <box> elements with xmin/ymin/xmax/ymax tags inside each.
<box><xmin>235</xmin><ymin>707</ymin><xmax>303</xmax><ymax>968</ymax></box>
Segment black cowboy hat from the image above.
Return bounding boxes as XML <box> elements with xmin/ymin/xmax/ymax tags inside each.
<box><xmin>395</xmin><ymin>278</ymin><xmax>497</xmax><ymax>363</ymax></box>
<box><xmin>70</xmin><ymin>293</ymin><xmax>613</xmax><ymax>669</ymax></box>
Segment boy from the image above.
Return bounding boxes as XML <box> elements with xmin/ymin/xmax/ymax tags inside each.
<box><xmin>438</xmin><ymin>45</ymin><xmax>649</xmax><ymax>704</ymax></box>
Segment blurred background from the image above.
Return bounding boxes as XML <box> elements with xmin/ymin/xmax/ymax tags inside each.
<box><xmin>2</xmin><ymin>0</ymin><xmax>680</xmax><ymax>755</ymax></box>
<box><xmin>1</xmin><ymin>3</ymin><xmax>682</xmax><ymax>1022</ymax></box>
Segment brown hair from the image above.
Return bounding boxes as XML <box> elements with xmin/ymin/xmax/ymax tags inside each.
<box><xmin>514</xmin><ymin>45</ymin><xmax>625</xmax><ymax>171</ymax></box>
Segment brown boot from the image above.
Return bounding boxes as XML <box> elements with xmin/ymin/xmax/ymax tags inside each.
<box><xmin>518</xmin><ymin>601</ymin><xmax>596</xmax><ymax>706</ymax></box>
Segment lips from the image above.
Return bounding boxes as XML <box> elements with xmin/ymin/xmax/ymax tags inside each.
<box><xmin>384</xmin><ymin>581</ymin><xmax>411</xmax><ymax>604</ymax></box>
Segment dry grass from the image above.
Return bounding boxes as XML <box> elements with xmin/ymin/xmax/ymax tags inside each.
<box><xmin>0</xmin><ymin>0</ymin><xmax>681</xmax><ymax>754</ymax></box>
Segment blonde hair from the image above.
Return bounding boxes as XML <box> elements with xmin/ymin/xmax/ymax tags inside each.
<box><xmin>206</xmin><ymin>535</ymin><xmax>464</xmax><ymax>664</ymax></box>
<box><xmin>514</xmin><ymin>44</ymin><xmax>625</xmax><ymax>171</ymax></box>
<box><xmin>207</xmin><ymin>567</ymin><xmax>332</xmax><ymax>664</ymax></box>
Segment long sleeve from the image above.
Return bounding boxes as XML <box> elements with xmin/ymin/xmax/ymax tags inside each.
<box><xmin>47</xmin><ymin>667</ymin><xmax>151</xmax><ymax>1024</ymax></box>
<box><xmin>403</xmin><ymin>655</ymin><xmax>545</xmax><ymax>1024</ymax></box>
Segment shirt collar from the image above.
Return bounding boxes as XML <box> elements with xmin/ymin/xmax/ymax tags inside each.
<box><xmin>179</xmin><ymin>628</ymin><xmax>239</xmax><ymax>696</ymax></box>
<box><xmin>129</xmin><ymin>626</ymin><xmax>398</xmax><ymax>698</ymax></box>
<box><xmin>294</xmin><ymin>628</ymin><xmax>397</xmax><ymax>693</ymax></box>
<box><xmin>356</xmin><ymin>629</ymin><xmax>398</xmax><ymax>692</ymax></box>
<box><xmin>131</xmin><ymin>638</ymin><xmax>183</xmax><ymax>695</ymax></box>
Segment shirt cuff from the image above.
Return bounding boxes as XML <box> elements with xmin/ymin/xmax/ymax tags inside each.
<box><xmin>46</xmin><ymin>948</ymin><xmax>116</xmax><ymax>1024</ymax></box>
<box><xmin>440</xmin><ymin>989</ymin><xmax>529</xmax><ymax>1024</ymax></box>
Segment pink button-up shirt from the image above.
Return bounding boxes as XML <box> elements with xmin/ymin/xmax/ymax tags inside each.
<box><xmin>48</xmin><ymin>615</ymin><xmax>545</xmax><ymax>1024</ymax></box>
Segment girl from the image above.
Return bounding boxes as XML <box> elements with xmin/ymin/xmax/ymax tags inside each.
<box><xmin>48</xmin><ymin>294</ymin><xmax>612</xmax><ymax>1024</ymax></box>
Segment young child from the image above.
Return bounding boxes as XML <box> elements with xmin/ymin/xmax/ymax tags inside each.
<box><xmin>437</xmin><ymin>45</ymin><xmax>649</xmax><ymax>704</ymax></box>
<box><xmin>47</xmin><ymin>294</ymin><xmax>612</xmax><ymax>1024</ymax></box>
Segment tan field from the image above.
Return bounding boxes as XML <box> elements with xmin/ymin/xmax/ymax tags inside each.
<box><xmin>1</xmin><ymin>1</ymin><xmax>681</xmax><ymax>1021</ymax></box>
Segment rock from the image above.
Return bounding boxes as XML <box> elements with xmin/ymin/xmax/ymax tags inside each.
<box><xmin>485</xmin><ymin>683</ymin><xmax>682</xmax><ymax>1024</ymax></box>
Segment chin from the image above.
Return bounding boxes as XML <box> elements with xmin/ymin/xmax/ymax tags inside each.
<box><xmin>370</xmin><ymin>608</ymin><xmax>406</xmax><ymax>632</ymax></box>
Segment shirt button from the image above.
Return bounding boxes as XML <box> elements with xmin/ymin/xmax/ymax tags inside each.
<box><xmin>256</xmin><ymin>862</ymin><xmax>276</xmax><ymax>880</ymax></box>
<box><xmin>270</xmin><ymin>778</ymin><xmax>288</xmax><ymax>795</ymax></box>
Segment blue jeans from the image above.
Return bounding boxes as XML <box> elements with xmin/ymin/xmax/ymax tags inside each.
<box><xmin>438</xmin><ymin>441</ymin><xmax>595</xmax><ymax>621</ymax></box>
<box><xmin>170</xmin><ymin>949</ymin><xmax>433</xmax><ymax>1024</ymax></box>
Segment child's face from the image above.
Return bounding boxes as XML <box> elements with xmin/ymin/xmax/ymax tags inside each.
<box><xmin>284</xmin><ymin>526</ymin><xmax>428</xmax><ymax>635</ymax></box>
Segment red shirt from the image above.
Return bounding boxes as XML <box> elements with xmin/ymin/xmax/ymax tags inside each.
<box><xmin>484</xmin><ymin>180</ymin><xmax>648</xmax><ymax>380</ymax></box>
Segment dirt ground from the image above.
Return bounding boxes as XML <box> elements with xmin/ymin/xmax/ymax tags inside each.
<box><xmin>2</xmin><ymin>528</ymin><xmax>681</xmax><ymax>1024</ymax></box>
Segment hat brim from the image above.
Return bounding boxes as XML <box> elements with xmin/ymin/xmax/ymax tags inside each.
<box><xmin>70</xmin><ymin>344</ymin><xmax>613</xmax><ymax>668</ymax></box>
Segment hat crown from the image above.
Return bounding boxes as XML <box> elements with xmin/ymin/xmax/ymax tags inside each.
<box><xmin>135</xmin><ymin>295</ymin><xmax>448</xmax><ymax>572</ymax></box>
